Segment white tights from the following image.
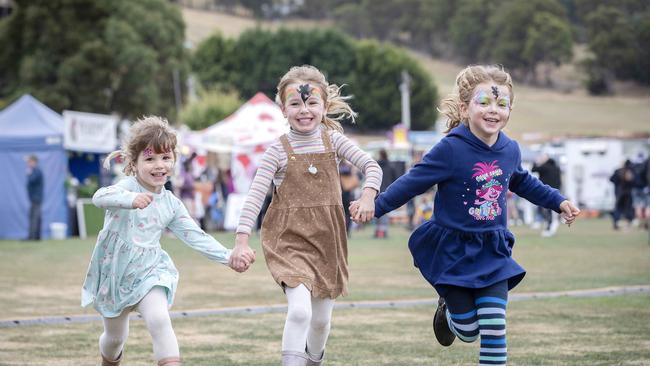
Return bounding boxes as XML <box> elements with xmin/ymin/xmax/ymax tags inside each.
<box><xmin>282</xmin><ymin>284</ymin><xmax>335</xmax><ymax>357</ymax></box>
<box><xmin>99</xmin><ymin>286</ymin><xmax>179</xmax><ymax>361</ymax></box>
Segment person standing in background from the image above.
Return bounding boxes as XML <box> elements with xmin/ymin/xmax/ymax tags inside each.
<box><xmin>375</xmin><ymin>149</ymin><xmax>397</xmax><ymax>238</ymax></box>
<box><xmin>26</xmin><ymin>155</ymin><xmax>44</xmax><ymax>241</ymax></box>
<box><xmin>532</xmin><ymin>153</ymin><xmax>562</xmax><ymax>237</ymax></box>
<box><xmin>610</xmin><ymin>160</ymin><xmax>636</xmax><ymax>230</ymax></box>
<box><xmin>339</xmin><ymin>161</ymin><xmax>360</xmax><ymax>235</ymax></box>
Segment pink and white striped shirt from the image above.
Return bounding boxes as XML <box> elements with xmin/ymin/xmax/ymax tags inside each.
<box><xmin>236</xmin><ymin>127</ymin><xmax>382</xmax><ymax>234</ymax></box>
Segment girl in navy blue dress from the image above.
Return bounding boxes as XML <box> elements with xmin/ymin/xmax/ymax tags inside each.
<box><xmin>351</xmin><ymin>65</ymin><xmax>580</xmax><ymax>365</ymax></box>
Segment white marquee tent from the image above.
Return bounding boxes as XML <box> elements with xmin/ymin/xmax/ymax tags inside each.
<box><xmin>200</xmin><ymin>92</ymin><xmax>288</xmax><ymax>153</ymax></box>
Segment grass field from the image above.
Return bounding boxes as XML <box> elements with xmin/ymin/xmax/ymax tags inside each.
<box><xmin>181</xmin><ymin>7</ymin><xmax>650</xmax><ymax>140</ymax></box>
<box><xmin>0</xmin><ymin>219</ymin><xmax>649</xmax><ymax>365</ymax></box>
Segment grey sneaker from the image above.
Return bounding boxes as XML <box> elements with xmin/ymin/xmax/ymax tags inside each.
<box><xmin>433</xmin><ymin>297</ymin><xmax>455</xmax><ymax>346</ymax></box>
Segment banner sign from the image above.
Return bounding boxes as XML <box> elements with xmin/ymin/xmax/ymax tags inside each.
<box><xmin>63</xmin><ymin>110</ymin><xmax>118</xmax><ymax>153</ymax></box>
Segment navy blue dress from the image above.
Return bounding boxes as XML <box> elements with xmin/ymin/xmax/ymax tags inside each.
<box><xmin>375</xmin><ymin>124</ymin><xmax>565</xmax><ymax>296</ymax></box>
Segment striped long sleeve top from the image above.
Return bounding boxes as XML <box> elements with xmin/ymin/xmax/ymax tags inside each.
<box><xmin>236</xmin><ymin>126</ymin><xmax>382</xmax><ymax>235</ymax></box>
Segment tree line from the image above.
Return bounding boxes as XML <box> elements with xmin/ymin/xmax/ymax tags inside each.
<box><xmin>191</xmin><ymin>28</ymin><xmax>438</xmax><ymax>131</ymax></box>
<box><xmin>191</xmin><ymin>0</ymin><xmax>650</xmax><ymax>93</ymax></box>
<box><xmin>0</xmin><ymin>0</ymin><xmax>439</xmax><ymax>131</ymax></box>
<box><xmin>0</xmin><ymin>0</ymin><xmax>189</xmax><ymax>119</ymax></box>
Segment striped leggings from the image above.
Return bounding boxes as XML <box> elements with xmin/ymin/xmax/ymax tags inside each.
<box><xmin>444</xmin><ymin>280</ymin><xmax>508</xmax><ymax>365</ymax></box>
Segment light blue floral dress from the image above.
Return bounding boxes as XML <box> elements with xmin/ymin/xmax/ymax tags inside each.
<box><xmin>81</xmin><ymin>176</ymin><xmax>231</xmax><ymax>318</ymax></box>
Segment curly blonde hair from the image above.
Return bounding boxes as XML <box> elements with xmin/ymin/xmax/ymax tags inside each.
<box><xmin>275</xmin><ymin>65</ymin><xmax>357</xmax><ymax>133</ymax></box>
<box><xmin>103</xmin><ymin>116</ymin><xmax>178</xmax><ymax>175</ymax></box>
<box><xmin>438</xmin><ymin>65</ymin><xmax>514</xmax><ymax>133</ymax></box>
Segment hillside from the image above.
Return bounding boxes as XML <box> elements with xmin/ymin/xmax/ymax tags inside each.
<box><xmin>181</xmin><ymin>7</ymin><xmax>650</xmax><ymax>141</ymax></box>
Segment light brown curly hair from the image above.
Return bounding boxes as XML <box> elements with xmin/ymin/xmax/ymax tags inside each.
<box><xmin>103</xmin><ymin>116</ymin><xmax>178</xmax><ymax>175</ymax></box>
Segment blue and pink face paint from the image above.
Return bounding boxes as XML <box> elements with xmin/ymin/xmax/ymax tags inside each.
<box><xmin>472</xmin><ymin>86</ymin><xmax>511</xmax><ymax>109</ymax></box>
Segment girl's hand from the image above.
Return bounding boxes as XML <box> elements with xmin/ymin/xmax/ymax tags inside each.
<box><xmin>229</xmin><ymin>233</ymin><xmax>256</xmax><ymax>272</ymax></box>
<box><xmin>352</xmin><ymin>188</ymin><xmax>377</xmax><ymax>224</ymax></box>
<box><xmin>349</xmin><ymin>200</ymin><xmax>360</xmax><ymax>219</ymax></box>
<box><xmin>559</xmin><ymin>200</ymin><xmax>580</xmax><ymax>226</ymax></box>
<box><xmin>132</xmin><ymin>192</ymin><xmax>154</xmax><ymax>209</ymax></box>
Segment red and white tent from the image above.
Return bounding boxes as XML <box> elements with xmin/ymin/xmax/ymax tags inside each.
<box><xmin>199</xmin><ymin>93</ymin><xmax>288</xmax><ymax>196</ymax></box>
<box><xmin>200</xmin><ymin>92</ymin><xmax>288</xmax><ymax>153</ymax></box>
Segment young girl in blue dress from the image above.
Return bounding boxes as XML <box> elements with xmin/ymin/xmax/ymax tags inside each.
<box><xmin>81</xmin><ymin>116</ymin><xmax>254</xmax><ymax>366</ymax></box>
<box><xmin>352</xmin><ymin>65</ymin><xmax>580</xmax><ymax>365</ymax></box>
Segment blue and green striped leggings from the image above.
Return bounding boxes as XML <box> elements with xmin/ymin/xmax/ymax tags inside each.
<box><xmin>444</xmin><ymin>280</ymin><xmax>508</xmax><ymax>365</ymax></box>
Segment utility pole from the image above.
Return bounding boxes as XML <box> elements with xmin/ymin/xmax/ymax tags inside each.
<box><xmin>400</xmin><ymin>70</ymin><xmax>411</xmax><ymax>130</ymax></box>
<box><xmin>173</xmin><ymin>68</ymin><xmax>182</xmax><ymax>117</ymax></box>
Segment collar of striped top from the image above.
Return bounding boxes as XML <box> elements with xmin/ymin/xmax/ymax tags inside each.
<box><xmin>288</xmin><ymin>126</ymin><xmax>321</xmax><ymax>141</ymax></box>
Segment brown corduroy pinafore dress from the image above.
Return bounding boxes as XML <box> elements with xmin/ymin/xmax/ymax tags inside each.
<box><xmin>261</xmin><ymin>132</ymin><xmax>348</xmax><ymax>299</ymax></box>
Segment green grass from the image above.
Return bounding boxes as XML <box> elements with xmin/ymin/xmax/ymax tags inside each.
<box><xmin>1</xmin><ymin>295</ymin><xmax>649</xmax><ymax>365</ymax></box>
<box><xmin>0</xmin><ymin>218</ymin><xmax>648</xmax><ymax>320</ymax></box>
<box><xmin>0</xmin><ymin>218</ymin><xmax>648</xmax><ymax>364</ymax></box>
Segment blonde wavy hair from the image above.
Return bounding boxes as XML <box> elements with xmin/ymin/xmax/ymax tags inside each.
<box><xmin>438</xmin><ymin>65</ymin><xmax>514</xmax><ymax>133</ymax></box>
<box><xmin>103</xmin><ymin>116</ymin><xmax>178</xmax><ymax>175</ymax></box>
<box><xmin>275</xmin><ymin>65</ymin><xmax>357</xmax><ymax>133</ymax></box>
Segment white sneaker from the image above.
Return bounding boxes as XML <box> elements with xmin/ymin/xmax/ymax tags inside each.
<box><xmin>541</xmin><ymin>230</ymin><xmax>554</xmax><ymax>237</ymax></box>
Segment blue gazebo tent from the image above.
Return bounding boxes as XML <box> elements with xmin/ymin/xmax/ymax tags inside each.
<box><xmin>0</xmin><ymin>94</ymin><xmax>68</xmax><ymax>239</ymax></box>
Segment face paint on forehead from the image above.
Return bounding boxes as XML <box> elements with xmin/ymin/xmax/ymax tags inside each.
<box><xmin>142</xmin><ymin>147</ymin><xmax>172</xmax><ymax>158</ymax></box>
<box><xmin>472</xmin><ymin>90</ymin><xmax>490</xmax><ymax>104</ymax></box>
<box><xmin>498</xmin><ymin>95</ymin><xmax>511</xmax><ymax>108</ymax></box>
<box><xmin>143</xmin><ymin>147</ymin><xmax>154</xmax><ymax>157</ymax></box>
<box><xmin>491</xmin><ymin>85</ymin><xmax>499</xmax><ymax>99</ymax></box>
<box><xmin>297</xmin><ymin>84</ymin><xmax>312</xmax><ymax>103</ymax></box>
<box><xmin>285</xmin><ymin>84</ymin><xmax>322</xmax><ymax>104</ymax></box>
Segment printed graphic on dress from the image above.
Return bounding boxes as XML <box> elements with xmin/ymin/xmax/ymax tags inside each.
<box><xmin>468</xmin><ymin>160</ymin><xmax>503</xmax><ymax>220</ymax></box>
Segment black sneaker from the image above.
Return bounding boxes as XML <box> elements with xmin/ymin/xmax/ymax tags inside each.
<box><xmin>433</xmin><ymin>297</ymin><xmax>455</xmax><ymax>346</ymax></box>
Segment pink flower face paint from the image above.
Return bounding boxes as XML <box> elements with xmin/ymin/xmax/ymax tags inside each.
<box><xmin>143</xmin><ymin>147</ymin><xmax>154</xmax><ymax>157</ymax></box>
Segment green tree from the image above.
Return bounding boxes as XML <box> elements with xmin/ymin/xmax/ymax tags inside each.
<box><xmin>583</xmin><ymin>5</ymin><xmax>650</xmax><ymax>84</ymax></box>
<box><xmin>349</xmin><ymin>40</ymin><xmax>437</xmax><ymax>131</ymax></box>
<box><xmin>238</xmin><ymin>0</ymin><xmax>273</xmax><ymax>18</ymax></box>
<box><xmin>635</xmin><ymin>13</ymin><xmax>650</xmax><ymax>84</ymax></box>
<box><xmin>449</xmin><ymin>0</ymin><xmax>496</xmax><ymax>62</ymax></box>
<box><xmin>332</xmin><ymin>2</ymin><xmax>370</xmax><ymax>39</ymax></box>
<box><xmin>192</xmin><ymin>28</ymin><xmax>437</xmax><ymax>132</ymax></box>
<box><xmin>179</xmin><ymin>89</ymin><xmax>243</xmax><ymax>130</ymax></box>
<box><xmin>218</xmin><ymin>28</ymin><xmax>356</xmax><ymax>99</ymax></box>
<box><xmin>523</xmin><ymin>12</ymin><xmax>573</xmax><ymax>84</ymax></box>
<box><xmin>191</xmin><ymin>31</ymin><xmax>237</xmax><ymax>91</ymax></box>
<box><xmin>0</xmin><ymin>0</ymin><xmax>188</xmax><ymax>118</ymax></box>
<box><xmin>481</xmin><ymin>0</ymin><xmax>572</xmax><ymax>81</ymax></box>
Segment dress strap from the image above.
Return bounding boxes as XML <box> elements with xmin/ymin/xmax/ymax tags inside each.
<box><xmin>280</xmin><ymin>134</ymin><xmax>294</xmax><ymax>155</ymax></box>
<box><xmin>321</xmin><ymin>129</ymin><xmax>334</xmax><ymax>152</ymax></box>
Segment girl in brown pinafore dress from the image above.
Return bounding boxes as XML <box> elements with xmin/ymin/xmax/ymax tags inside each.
<box><xmin>262</xmin><ymin>132</ymin><xmax>349</xmax><ymax>299</ymax></box>
<box><xmin>231</xmin><ymin>65</ymin><xmax>381</xmax><ymax>366</ymax></box>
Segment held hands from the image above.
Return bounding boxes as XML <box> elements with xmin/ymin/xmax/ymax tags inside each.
<box><xmin>229</xmin><ymin>233</ymin><xmax>256</xmax><ymax>273</ymax></box>
<box><xmin>349</xmin><ymin>188</ymin><xmax>377</xmax><ymax>224</ymax></box>
<box><xmin>132</xmin><ymin>192</ymin><xmax>154</xmax><ymax>209</ymax></box>
<box><xmin>559</xmin><ymin>200</ymin><xmax>581</xmax><ymax>226</ymax></box>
